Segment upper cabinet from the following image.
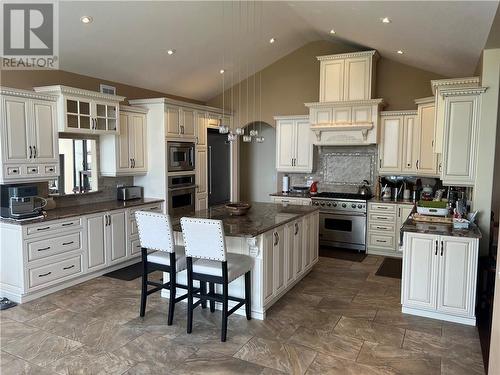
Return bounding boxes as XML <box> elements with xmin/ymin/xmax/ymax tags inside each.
<box><xmin>165</xmin><ymin>105</ymin><xmax>195</xmax><ymax>139</ymax></box>
<box><xmin>378</xmin><ymin>111</ymin><xmax>410</xmax><ymax>173</ymax></box>
<box><xmin>440</xmin><ymin>87</ymin><xmax>486</xmax><ymax>186</ymax></box>
<box><xmin>414</xmin><ymin>97</ymin><xmax>438</xmax><ymax>175</ymax></box>
<box><xmin>34</xmin><ymin>85</ymin><xmax>125</xmax><ymax>135</ymax></box>
<box><xmin>318</xmin><ymin>50</ymin><xmax>378</xmax><ymax>102</ymax></box>
<box><xmin>0</xmin><ymin>87</ymin><xmax>59</xmax><ymax>183</ymax></box>
<box><xmin>275</xmin><ymin>115</ymin><xmax>313</xmax><ymax>173</ymax></box>
<box><xmin>100</xmin><ymin>106</ymin><xmax>148</xmax><ymax>177</ymax></box>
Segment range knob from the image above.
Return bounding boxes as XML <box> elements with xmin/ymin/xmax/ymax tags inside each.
<box><xmin>358</xmin><ymin>204</ymin><xmax>363</xmax><ymax>209</ymax></box>
<box><xmin>320</xmin><ymin>202</ymin><xmax>326</xmax><ymax>206</ymax></box>
<box><xmin>351</xmin><ymin>204</ymin><xmax>356</xmax><ymax>208</ymax></box>
<box><xmin>327</xmin><ymin>202</ymin><xmax>331</xmax><ymax>207</ymax></box>
<box><xmin>314</xmin><ymin>202</ymin><xmax>320</xmax><ymax>206</ymax></box>
<box><xmin>332</xmin><ymin>203</ymin><xmax>337</xmax><ymax>207</ymax></box>
<box><xmin>342</xmin><ymin>203</ymin><xmax>347</xmax><ymax>208</ymax></box>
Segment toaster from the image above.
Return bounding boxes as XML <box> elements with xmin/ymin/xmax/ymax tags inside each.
<box><xmin>117</xmin><ymin>186</ymin><xmax>143</xmax><ymax>201</ymax></box>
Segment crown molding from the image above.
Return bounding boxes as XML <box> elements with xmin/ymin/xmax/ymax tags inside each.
<box><xmin>380</xmin><ymin>110</ymin><xmax>418</xmax><ymax>116</ymax></box>
<box><xmin>317</xmin><ymin>50</ymin><xmax>379</xmax><ymax>62</ymax></box>
<box><xmin>0</xmin><ymin>86</ymin><xmax>57</xmax><ymax>101</ymax></box>
<box><xmin>414</xmin><ymin>96</ymin><xmax>435</xmax><ymax>105</ymax></box>
<box><xmin>128</xmin><ymin>97</ymin><xmax>232</xmax><ymax>115</ymax></box>
<box><xmin>431</xmin><ymin>77</ymin><xmax>480</xmax><ymax>95</ymax></box>
<box><xmin>34</xmin><ymin>85</ymin><xmax>126</xmax><ymax>102</ymax></box>
<box><xmin>273</xmin><ymin>115</ymin><xmax>309</xmax><ymax>121</ymax></box>
<box><xmin>120</xmin><ymin>104</ymin><xmax>148</xmax><ymax>114</ymax></box>
<box><xmin>440</xmin><ymin>87</ymin><xmax>487</xmax><ymax>97</ymax></box>
<box><xmin>304</xmin><ymin>98</ymin><xmax>384</xmax><ymax>108</ymax></box>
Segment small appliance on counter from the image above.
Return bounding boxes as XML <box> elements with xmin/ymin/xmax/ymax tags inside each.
<box><xmin>282</xmin><ymin>175</ymin><xmax>290</xmax><ymax>193</ymax></box>
<box><xmin>117</xmin><ymin>186</ymin><xmax>143</xmax><ymax>201</ymax></box>
<box><xmin>0</xmin><ymin>185</ymin><xmax>46</xmax><ymax>220</ymax></box>
<box><xmin>357</xmin><ymin>180</ymin><xmax>371</xmax><ymax>197</ymax></box>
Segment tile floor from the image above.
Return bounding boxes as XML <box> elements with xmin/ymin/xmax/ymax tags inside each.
<box><xmin>0</xmin><ymin>255</ymin><xmax>485</xmax><ymax>375</ymax></box>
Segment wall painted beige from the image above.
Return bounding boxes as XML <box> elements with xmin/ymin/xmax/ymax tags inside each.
<box><xmin>0</xmin><ymin>69</ymin><xmax>203</xmax><ymax>105</ymax></box>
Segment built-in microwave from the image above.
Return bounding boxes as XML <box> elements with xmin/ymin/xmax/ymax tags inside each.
<box><xmin>167</xmin><ymin>141</ymin><xmax>195</xmax><ymax>172</ymax></box>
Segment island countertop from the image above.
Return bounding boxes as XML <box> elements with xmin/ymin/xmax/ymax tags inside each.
<box><xmin>401</xmin><ymin>217</ymin><xmax>482</xmax><ymax>238</ymax></box>
<box><xmin>171</xmin><ymin>202</ymin><xmax>319</xmax><ymax>238</ymax></box>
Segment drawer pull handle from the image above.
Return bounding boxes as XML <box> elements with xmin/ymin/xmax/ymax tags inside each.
<box><xmin>62</xmin><ymin>222</ymin><xmax>74</xmax><ymax>227</ymax></box>
<box><xmin>36</xmin><ymin>227</ymin><xmax>50</xmax><ymax>231</ymax></box>
<box><xmin>63</xmin><ymin>265</ymin><xmax>75</xmax><ymax>270</ymax></box>
<box><xmin>376</xmin><ymin>217</ymin><xmax>387</xmax><ymax>220</ymax></box>
<box><xmin>378</xmin><ymin>207</ymin><xmax>388</xmax><ymax>210</ymax></box>
<box><xmin>376</xmin><ymin>239</ymin><xmax>386</xmax><ymax>243</ymax></box>
<box><xmin>37</xmin><ymin>246</ymin><xmax>51</xmax><ymax>251</ymax></box>
<box><xmin>62</xmin><ymin>241</ymin><xmax>74</xmax><ymax>246</ymax></box>
<box><xmin>39</xmin><ymin>272</ymin><xmax>52</xmax><ymax>277</ymax></box>
<box><xmin>376</xmin><ymin>226</ymin><xmax>387</xmax><ymax>230</ymax></box>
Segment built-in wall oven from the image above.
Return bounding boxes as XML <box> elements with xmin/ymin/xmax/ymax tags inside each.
<box><xmin>168</xmin><ymin>174</ymin><xmax>196</xmax><ymax>215</ymax></box>
<box><xmin>167</xmin><ymin>141</ymin><xmax>195</xmax><ymax>172</ymax></box>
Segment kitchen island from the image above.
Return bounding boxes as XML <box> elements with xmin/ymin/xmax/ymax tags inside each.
<box><xmin>166</xmin><ymin>202</ymin><xmax>320</xmax><ymax>320</ymax></box>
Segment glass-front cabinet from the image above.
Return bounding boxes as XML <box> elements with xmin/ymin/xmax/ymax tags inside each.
<box><xmin>34</xmin><ymin>85</ymin><xmax>124</xmax><ymax>135</ymax></box>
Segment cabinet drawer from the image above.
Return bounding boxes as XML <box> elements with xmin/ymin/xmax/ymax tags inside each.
<box><xmin>27</xmin><ymin>218</ymin><xmax>82</xmax><ymax>236</ymax></box>
<box><xmin>129</xmin><ymin>203</ymin><xmax>163</xmax><ymax>216</ymax></box>
<box><xmin>368</xmin><ymin>223</ymin><xmax>395</xmax><ymax>233</ymax></box>
<box><xmin>273</xmin><ymin>197</ymin><xmax>310</xmax><ymax>205</ymax></box>
<box><xmin>6</xmin><ymin>166</ymin><xmax>21</xmax><ymax>176</ymax></box>
<box><xmin>29</xmin><ymin>255</ymin><xmax>82</xmax><ymax>288</ymax></box>
<box><xmin>368</xmin><ymin>233</ymin><xmax>395</xmax><ymax>249</ymax></box>
<box><xmin>28</xmin><ymin>232</ymin><xmax>82</xmax><ymax>261</ymax></box>
<box><xmin>369</xmin><ymin>203</ymin><xmax>396</xmax><ymax>213</ymax></box>
<box><xmin>27</xmin><ymin>166</ymin><xmax>40</xmax><ymax>175</ymax></box>
<box><xmin>369</xmin><ymin>213</ymin><xmax>396</xmax><ymax>223</ymax></box>
<box><xmin>44</xmin><ymin>165</ymin><xmax>57</xmax><ymax>174</ymax></box>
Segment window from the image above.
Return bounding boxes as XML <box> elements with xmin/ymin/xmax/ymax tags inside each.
<box><xmin>49</xmin><ymin>137</ymin><xmax>98</xmax><ymax>195</ymax></box>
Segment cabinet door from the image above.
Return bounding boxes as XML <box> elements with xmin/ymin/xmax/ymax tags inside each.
<box><xmin>416</xmin><ymin>103</ymin><xmax>437</xmax><ymax>175</ymax></box>
<box><xmin>108</xmin><ymin>210</ymin><xmax>127</xmax><ymax>263</ymax></box>
<box><xmin>196</xmin><ymin>149</ymin><xmax>207</xmax><ymax>194</ymax></box>
<box><xmin>1</xmin><ymin>95</ymin><xmax>31</xmax><ymax>163</ymax></box>
<box><xmin>284</xmin><ymin>223</ymin><xmax>295</xmax><ymax>285</ymax></box>
<box><xmin>65</xmin><ymin>97</ymin><xmax>92</xmax><ymax>131</ymax></box>
<box><xmin>310</xmin><ymin>213</ymin><xmax>319</xmax><ymax>263</ymax></box>
<box><xmin>130</xmin><ymin>237</ymin><xmax>141</xmax><ymax>256</ymax></box>
<box><xmin>302</xmin><ymin>216</ymin><xmax>311</xmax><ymax>270</ymax></box>
<box><xmin>273</xmin><ymin>228</ymin><xmax>285</xmax><ymax>294</ymax></box>
<box><xmin>263</xmin><ymin>231</ymin><xmax>274</xmax><ymax>304</ymax></box>
<box><xmin>344</xmin><ymin>57</ymin><xmax>369</xmax><ymax>101</ymax></box>
<box><xmin>86</xmin><ymin>214</ymin><xmax>107</xmax><ymax>270</ymax></box>
<box><xmin>294</xmin><ymin>119</ymin><xmax>312</xmax><ymax>172</ymax></box>
<box><xmin>181</xmin><ymin>108</ymin><xmax>195</xmax><ymax>137</ymax></box>
<box><xmin>379</xmin><ymin>116</ymin><xmax>404</xmax><ymax>173</ymax></box>
<box><xmin>31</xmin><ymin>100</ymin><xmax>57</xmax><ymax>162</ymax></box>
<box><xmin>437</xmin><ymin>236</ymin><xmax>477</xmax><ymax>317</ymax></box>
<box><xmin>402</xmin><ymin>114</ymin><xmax>418</xmax><ymax>173</ymax></box>
<box><xmin>195</xmin><ymin>194</ymin><xmax>208</xmax><ymax>211</ymax></box>
<box><xmin>320</xmin><ymin>59</ymin><xmax>345</xmax><ymax>102</ymax></box>
<box><xmin>276</xmin><ymin>120</ymin><xmax>295</xmax><ymax>171</ymax></box>
<box><xmin>294</xmin><ymin>220</ymin><xmax>303</xmax><ymax>276</ymax></box>
<box><xmin>118</xmin><ymin>113</ymin><xmax>131</xmax><ymax>170</ymax></box>
<box><xmin>196</xmin><ymin>112</ymin><xmax>207</xmax><ymax>146</ymax></box>
<box><xmin>165</xmin><ymin>106</ymin><xmax>180</xmax><ymax>137</ymax></box>
<box><xmin>402</xmin><ymin>233</ymin><xmax>438</xmax><ymax>310</ymax></box>
<box><xmin>441</xmin><ymin>95</ymin><xmax>479</xmax><ymax>186</ymax></box>
<box><xmin>131</xmin><ymin>114</ymin><xmax>147</xmax><ymax>171</ymax></box>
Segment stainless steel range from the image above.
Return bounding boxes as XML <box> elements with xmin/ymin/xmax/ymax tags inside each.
<box><xmin>312</xmin><ymin>192</ymin><xmax>370</xmax><ymax>252</ymax></box>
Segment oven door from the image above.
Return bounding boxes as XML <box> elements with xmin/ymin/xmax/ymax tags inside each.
<box><xmin>319</xmin><ymin>211</ymin><xmax>366</xmax><ymax>250</ymax></box>
<box><xmin>168</xmin><ymin>186</ymin><xmax>196</xmax><ymax>215</ymax></box>
<box><xmin>168</xmin><ymin>143</ymin><xmax>195</xmax><ymax>172</ymax></box>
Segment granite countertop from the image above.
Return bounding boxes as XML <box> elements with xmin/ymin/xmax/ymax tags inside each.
<box><xmin>369</xmin><ymin>197</ymin><xmax>415</xmax><ymax>205</ymax></box>
<box><xmin>402</xmin><ymin>217</ymin><xmax>482</xmax><ymax>238</ymax></box>
<box><xmin>270</xmin><ymin>192</ymin><xmax>312</xmax><ymax>198</ymax></box>
<box><xmin>171</xmin><ymin>202</ymin><xmax>319</xmax><ymax>238</ymax></box>
<box><xmin>0</xmin><ymin>198</ymin><xmax>164</xmax><ymax>226</ymax></box>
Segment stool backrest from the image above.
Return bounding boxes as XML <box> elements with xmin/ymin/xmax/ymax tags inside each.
<box><xmin>135</xmin><ymin>211</ymin><xmax>175</xmax><ymax>253</ymax></box>
<box><xmin>180</xmin><ymin>217</ymin><xmax>226</xmax><ymax>261</ymax></box>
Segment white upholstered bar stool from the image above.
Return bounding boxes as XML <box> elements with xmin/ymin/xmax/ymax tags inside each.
<box><xmin>135</xmin><ymin>210</ymin><xmax>190</xmax><ymax>325</ymax></box>
<box><xmin>180</xmin><ymin>217</ymin><xmax>253</xmax><ymax>342</ymax></box>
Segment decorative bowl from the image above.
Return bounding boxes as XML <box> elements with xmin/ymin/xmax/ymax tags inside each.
<box><xmin>225</xmin><ymin>202</ymin><xmax>252</xmax><ymax>216</ymax></box>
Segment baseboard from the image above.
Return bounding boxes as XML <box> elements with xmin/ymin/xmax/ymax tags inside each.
<box><xmin>402</xmin><ymin>306</ymin><xmax>476</xmax><ymax>326</ymax></box>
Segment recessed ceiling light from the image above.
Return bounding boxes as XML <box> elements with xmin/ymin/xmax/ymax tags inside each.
<box><xmin>167</xmin><ymin>49</ymin><xmax>175</xmax><ymax>55</ymax></box>
<box><xmin>269</xmin><ymin>37</ymin><xmax>276</xmax><ymax>44</ymax></box>
<box><xmin>80</xmin><ymin>16</ymin><xmax>93</xmax><ymax>24</ymax></box>
<box><xmin>329</xmin><ymin>29</ymin><xmax>336</xmax><ymax>35</ymax></box>
<box><xmin>219</xmin><ymin>69</ymin><xmax>225</xmax><ymax>74</ymax></box>
<box><xmin>397</xmin><ymin>50</ymin><xmax>404</xmax><ymax>54</ymax></box>
<box><xmin>381</xmin><ymin>17</ymin><xmax>391</xmax><ymax>24</ymax></box>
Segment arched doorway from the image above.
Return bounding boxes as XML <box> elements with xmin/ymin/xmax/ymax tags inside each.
<box><xmin>239</xmin><ymin>121</ymin><xmax>276</xmax><ymax>202</ymax></box>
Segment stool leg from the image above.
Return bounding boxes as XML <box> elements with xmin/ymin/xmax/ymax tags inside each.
<box><xmin>167</xmin><ymin>268</ymin><xmax>176</xmax><ymax>326</ymax></box>
<box><xmin>200</xmin><ymin>282</ymin><xmax>207</xmax><ymax>309</ymax></box>
<box><xmin>187</xmin><ymin>258</ymin><xmax>193</xmax><ymax>334</ymax></box>
<box><xmin>245</xmin><ymin>271</ymin><xmax>251</xmax><ymax>320</ymax></box>
<box><xmin>209</xmin><ymin>282</ymin><xmax>215</xmax><ymax>312</ymax></box>
<box><xmin>221</xmin><ymin>281</ymin><xmax>228</xmax><ymax>342</ymax></box>
<box><xmin>140</xmin><ymin>249</ymin><xmax>148</xmax><ymax>317</ymax></box>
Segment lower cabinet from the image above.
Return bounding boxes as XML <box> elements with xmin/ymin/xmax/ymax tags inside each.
<box><xmin>271</xmin><ymin>196</ymin><xmax>312</xmax><ymax>205</ymax></box>
<box><xmin>86</xmin><ymin>213</ymin><xmax>107</xmax><ymax>270</ymax></box>
<box><xmin>402</xmin><ymin>232</ymin><xmax>479</xmax><ymax>324</ymax></box>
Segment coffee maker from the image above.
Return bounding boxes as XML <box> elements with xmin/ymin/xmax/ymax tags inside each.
<box><xmin>0</xmin><ymin>185</ymin><xmax>46</xmax><ymax>219</ymax></box>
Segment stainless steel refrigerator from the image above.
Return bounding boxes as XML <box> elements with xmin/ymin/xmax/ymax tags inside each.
<box><xmin>207</xmin><ymin>129</ymin><xmax>231</xmax><ymax>206</ymax></box>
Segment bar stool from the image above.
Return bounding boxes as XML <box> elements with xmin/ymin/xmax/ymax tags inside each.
<box><xmin>135</xmin><ymin>210</ymin><xmax>189</xmax><ymax>325</ymax></box>
<box><xmin>180</xmin><ymin>217</ymin><xmax>252</xmax><ymax>342</ymax></box>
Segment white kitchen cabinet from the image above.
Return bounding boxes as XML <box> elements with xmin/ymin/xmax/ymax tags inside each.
<box><xmin>196</xmin><ymin>111</ymin><xmax>207</xmax><ymax>146</ymax></box>
<box><xmin>414</xmin><ymin>97</ymin><xmax>438</xmax><ymax>175</ymax></box>
<box><xmin>0</xmin><ymin>88</ymin><xmax>59</xmax><ymax>183</ymax></box>
<box><xmin>108</xmin><ymin>210</ymin><xmax>127</xmax><ymax>264</ymax></box>
<box><xmin>440</xmin><ymin>87</ymin><xmax>485</xmax><ymax>186</ymax></box>
<box><xmin>302</xmin><ymin>215</ymin><xmax>311</xmax><ymax>270</ymax></box>
<box><xmin>293</xmin><ymin>220</ymin><xmax>304</xmax><ymax>277</ymax></box>
<box><xmin>271</xmin><ymin>196</ymin><xmax>312</xmax><ymax>206</ymax></box>
<box><xmin>100</xmin><ymin>106</ymin><xmax>148</xmax><ymax>176</ymax></box>
<box><xmin>34</xmin><ymin>85</ymin><xmax>125</xmax><ymax>135</ymax></box>
<box><xmin>318</xmin><ymin>50</ymin><xmax>378</xmax><ymax>102</ymax></box>
<box><xmin>275</xmin><ymin>115</ymin><xmax>312</xmax><ymax>173</ymax></box>
<box><xmin>195</xmin><ymin>148</ymin><xmax>208</xmax><ymax>211</ymax></box>
<box><xmin>165</xmin><ymin>105</ymin><xmax>196</xmax><ymax>139</ymax></box>
<box><xmin>263</xmin><ymin>231</ymin><xmax>274</xmax><ymax>304</ymax></box>
<box><xmin>86</xmin><ymin>213</ymin><xmax>107</xmax><ymax>271</ymax></box>
<box><xmin>401</xmin><ymin>113</ymin><xmax>419</xmax><ymax>174</ymax></box>
<box><xmin>402</xmin><ymin>232</ymin><xmax>479</xmax><ymax>325</ymax></box>
<box><xmin>378</xmin><ymin>113</ymin><xmax>406</xmax><ymax>173</ymax></box>
<box><xmin>273</xmin><ymin>227</ymin><xmax>286</xmax><ymax>295</ymax></box>
<box><xmin>284</xmin><ymin>222</ymin><xmax>295</xmax><ymax>286</ymax></box>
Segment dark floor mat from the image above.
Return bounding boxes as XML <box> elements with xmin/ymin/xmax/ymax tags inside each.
<box><xmin>319</xmin><ymin>246</ymin><xmax>367</xmax><ymax>262</ymax></box>
<box><xmin>103</xmin><ymin>262</ymin><xmax>143</xmax><ymax>281</ymax></box>
<box><xmin>376</xmin><ymin>257</ymin><xmax>402</xmax><ymax>279</ymax></box>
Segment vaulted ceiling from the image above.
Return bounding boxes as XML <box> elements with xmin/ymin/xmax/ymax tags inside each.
<box><xmin>59</xmin><ymin>1</ymin><xmax>499</xmax><ymax>101</ymax></box>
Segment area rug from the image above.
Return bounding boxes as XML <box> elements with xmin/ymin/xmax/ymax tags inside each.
<box><xmin>375</xmin><ymin>257</ymin><xmax>402</xmax><ymax>279</ymax></box>
<box><xmin>319</xmin><ymin>246</ymin><xmax>367</xmax><ymax>262</ymax></box>
<box><xmin>103</xmin><ymin>262</ymin><xmax>143</xmax><ymax>281</ymax></box>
